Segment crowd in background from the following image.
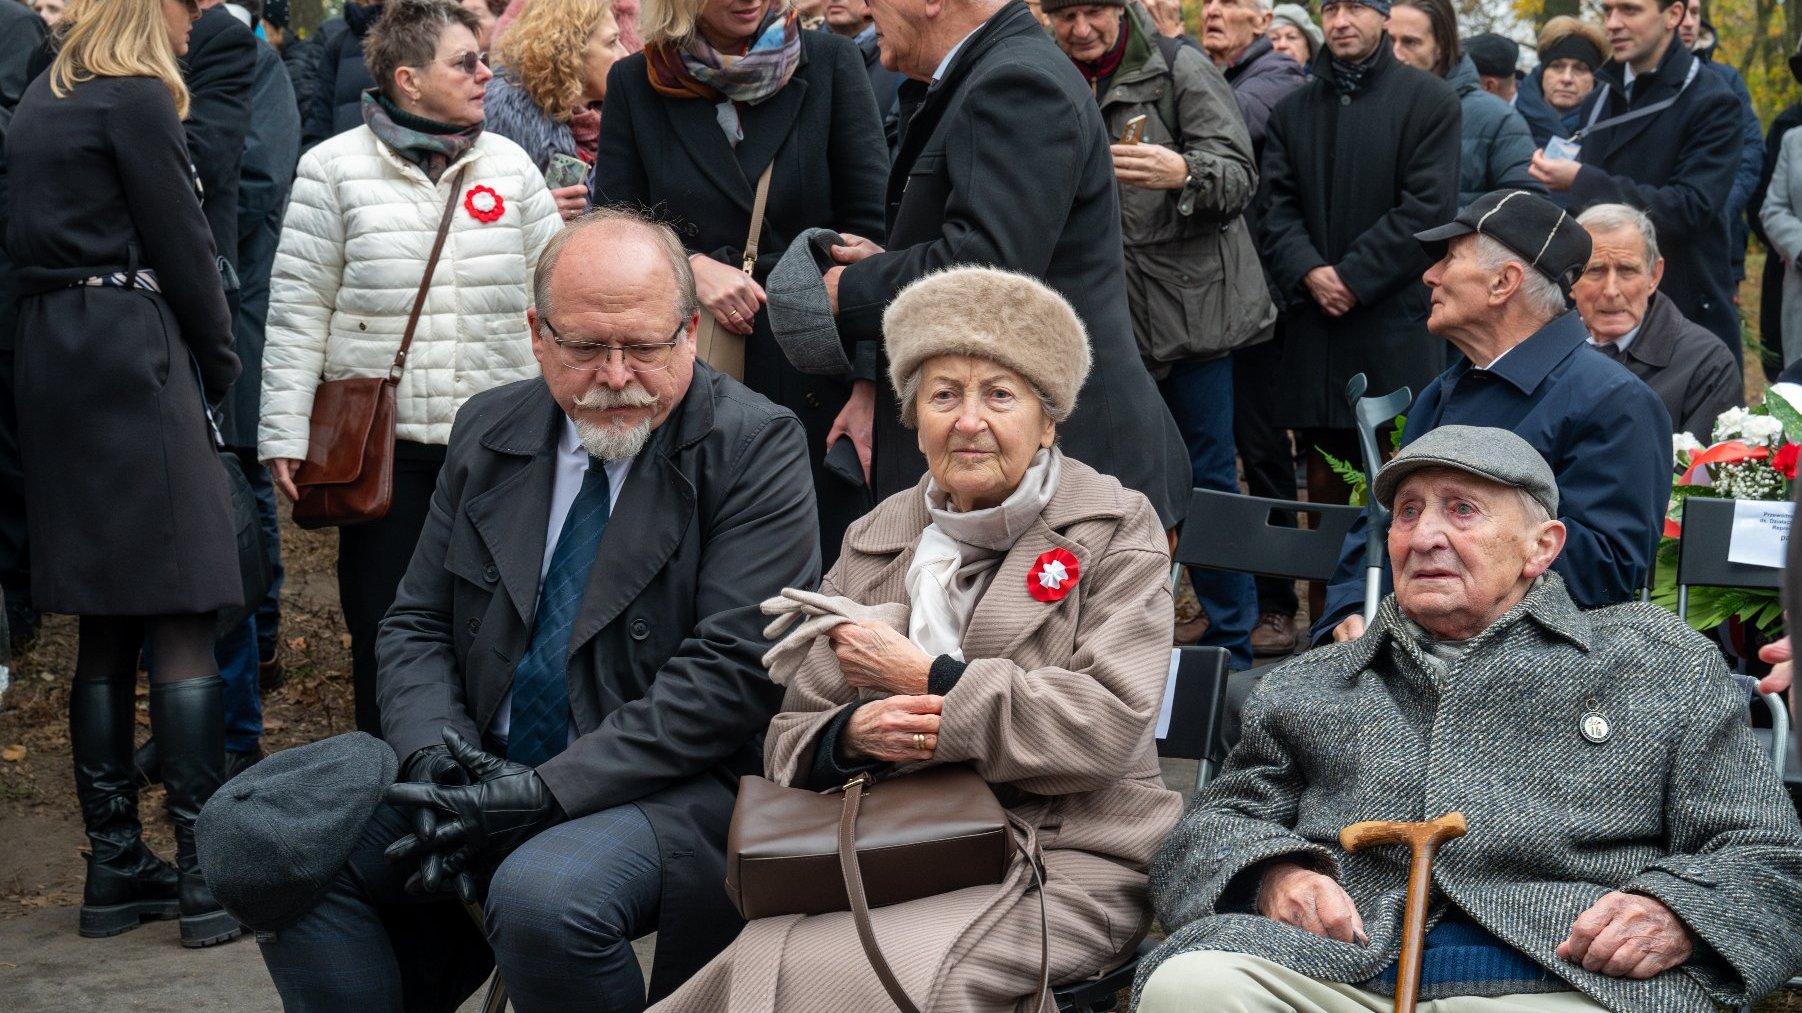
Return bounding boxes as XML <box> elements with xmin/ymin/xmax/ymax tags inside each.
<box><xmin>1</xmin><ymin>0</ymin><xmax>1800</xmax><ymax>1004</ymax></box>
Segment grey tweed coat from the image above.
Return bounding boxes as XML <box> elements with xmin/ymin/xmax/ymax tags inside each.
<box><xmin>1137</xmin><ymin>574</ymin><xmax>1802</xmax><ymax>1011</ymax></box>
<box><xmin>650</xmin><ymin>457</ymin><xmax>1183</xmax><ymax>1013</ymax></box>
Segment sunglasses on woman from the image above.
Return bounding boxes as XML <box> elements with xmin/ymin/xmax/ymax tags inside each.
<box><xmin>420</xmin><ymin>50</ymin><xmax>488</xmax><ymax>76</ymax></box>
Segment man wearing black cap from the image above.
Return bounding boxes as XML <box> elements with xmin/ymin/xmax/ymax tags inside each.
<box><xmin>1253</xmin><ymin>0</ymin><xmax>1460</xmax><ymax>532</ymax></box>
<box><xmin>1313</xmin><ymin>189</ymin><xmax>1671</xmax><ymax>645</ymax></box>
<box><xmin>1527</xmin><ymin>0</ymin><xmax>1743</xmax><ymax>363</ymax></box>
<box><xmin>1463</xmin><ymin>31</ymin><xmax>1521</xmax><ymax>105</ymax></box>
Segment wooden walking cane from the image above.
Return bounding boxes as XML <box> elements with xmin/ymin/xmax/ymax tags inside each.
<box><xmin>1339</xmin><ymin>813</ymin><xmax>1468</xmax><ymax>1013</ymax></box>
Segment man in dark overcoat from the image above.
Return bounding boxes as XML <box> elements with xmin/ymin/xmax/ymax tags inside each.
<box><xmin>824</xmin><ymin>0</ymin><xmax>1192</xmax><ymax>528</ymax></box>
<box><xmin>1255</xmin><ymin>0</ymin><xmax>1460</xmax><ymax>509</ymax></box>
<box><xmin>256</xmin><ymin>212</ymin><xmax>821</xmax><ymax>1013</ymax></box>
<box><xmin>1528</xmin><ymin>0</ymin><xmax>1742</xmax><ymax>360</ymax></box>
<box><xmin>184</xmin><ymin>0</ymin><xmax>256</xmax><ymax>320</ymax></box>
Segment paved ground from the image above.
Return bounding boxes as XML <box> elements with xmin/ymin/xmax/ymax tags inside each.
<box><xmin>0</xmin><ymin>907</ymin><xmax>658</xmax><ymax>1012</ymax></box>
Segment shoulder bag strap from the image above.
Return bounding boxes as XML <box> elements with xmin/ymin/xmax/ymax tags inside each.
<box><xmin>837</xmin><ymin>776</ymin><xmax>1052</xmax><ymax>1013</ymax></box>
<box><xmin>390</xmin><ymin>164</ymin><xmax>470</xmax><ymax>382</ymax></box>
<box><xmin>740</xmin><ymin>161</ymin><xmax>775</xmax><ymax>274</ymax></box>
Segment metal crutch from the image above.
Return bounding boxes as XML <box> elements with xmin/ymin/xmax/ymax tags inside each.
<box><xmin>1345</xmin><ymin>374</ymin><xmax>1413</xmax><ymax>627</ymax></box>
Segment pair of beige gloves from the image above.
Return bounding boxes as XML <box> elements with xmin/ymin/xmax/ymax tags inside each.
<box><xmin>758</xmin><ymin>588</ymin><xmax>910</xmax><ymax>686</ymax></box>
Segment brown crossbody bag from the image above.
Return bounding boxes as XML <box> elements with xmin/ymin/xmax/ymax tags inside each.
<box><xmin>290</xmin><ymin>165</ymin><xmax>468</xmax><ymax>529</ymax></box>
<box><xmin>725</xmin><ymin>764</ymin><xmax>1050</xmax><ymax>1013</ymax></box>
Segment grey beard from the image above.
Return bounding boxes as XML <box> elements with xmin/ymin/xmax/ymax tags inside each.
<box><xmin>572</xmin><ymin>386</ymin><xmax>659</xmax><ymax>461</ymax></box>
<box><xmin>574</xmin><ymin>417</ymin><xmax>652</xmax><ymax>461</ymax></box>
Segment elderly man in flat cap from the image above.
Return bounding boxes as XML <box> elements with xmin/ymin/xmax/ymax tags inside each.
<box><xmin>1137</xmin><ymin>425</ymin><xmax>1802</xmax><ymax>1013</ymax></box>
<box><xmin>1314</xmin><ymin>189</ymin><xmax>1671</xmax><ymax>646</ymax></box>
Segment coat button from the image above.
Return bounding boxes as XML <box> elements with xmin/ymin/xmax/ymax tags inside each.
<box><xmin>483</xmin><ymin>563</ymin><xmax>499</xmax><ymax>582</ymax></box>
<box><xmin>630</xmin><ymin>618</ymin><xmax>650</xmax><ymax>640</ymax></box>
<box><xmin>358</xmin><ymin>321</ymin><xmax>367</xmax><ymax>330</ymax></box>
<box><xmin>467</xmin><ymin>617</ymin><xmax>481</xmax><ymax>635</ymax></box>
<box><xmin>1341</xmin><ymin>94</ymin><xmax>1351</xmax><ymax>106</ymax></box>
<box><xmin>805</xmin><ymin>392</ymin><xmax>821</xmax><ymax>408</ymax></box>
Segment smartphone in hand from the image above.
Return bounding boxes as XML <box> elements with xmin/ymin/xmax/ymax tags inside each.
<box><xmin>1118</xmin><ymin>114</ymin><xmax>1148</xmax><ymax>146</ymax></box>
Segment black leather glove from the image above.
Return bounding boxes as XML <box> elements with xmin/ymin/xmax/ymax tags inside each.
<box><xmin>393</xmin><ymin>743</ymin><xmax>472</xmax><ymax>895</ymax></box>
<box><xmin>384</xmin><ymin>728</ymin><xmax>565</xmax><ymax>901</ymax></box>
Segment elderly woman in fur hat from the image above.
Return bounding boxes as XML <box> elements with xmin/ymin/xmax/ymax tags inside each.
<box><xmin>649</xmin><ymin>267</ymin><xmax>1182</xmax><ymax>1013</ymax></box>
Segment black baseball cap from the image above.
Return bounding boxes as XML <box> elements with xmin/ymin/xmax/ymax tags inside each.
<box><xmin>1415</xmin><ymin>189</ymin><xmax>1593</xmax><ymax>295</ymax></box>
<box><xmin>1463</xmin><ymin>33</ymin><xmax>1523</xmax><ymax>79</ymax></box>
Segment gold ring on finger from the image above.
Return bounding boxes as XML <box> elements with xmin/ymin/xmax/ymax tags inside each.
<box><xmin>913</xmin><ymin>732</ymin><xmax>926</xmax><ymax>751</ymax></box>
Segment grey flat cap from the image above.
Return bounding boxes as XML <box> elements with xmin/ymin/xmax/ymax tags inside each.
<box><xmin>765</xmin><ymin>227</ymin><xmax>853</xmax><ymax>377</ymax></box>
<box><xmin>195</xmin><ymin>732</ymin><xmax>398</xmax><ymax>931</ymax></box>
<box><xmin>1373</xmin><ymin>425</ymin><xmax>1559</xmax><ymax>517</ymax></box>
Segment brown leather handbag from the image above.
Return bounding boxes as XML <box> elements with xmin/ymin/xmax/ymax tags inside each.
<box><xmin>290</xmin><ymin>166</ymin><xmax>468</xmax><ymax>529</ymax></box>
<box><xmin>725</xmin><ymin>765</ymin><xmax>1050</xmax><ymax>1013</ymax></box>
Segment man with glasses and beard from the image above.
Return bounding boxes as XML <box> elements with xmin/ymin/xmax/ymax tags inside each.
<box><xmin>254</xmin><ymin>209</ymin><xmax>821</xmax><ymax>1013</ymax></box>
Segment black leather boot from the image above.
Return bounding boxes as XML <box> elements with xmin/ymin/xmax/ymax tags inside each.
<box><xmin>69</xmin><ymin>677</ymin><xmax>179</xmax><ymax>937</ymax></box>
<box><xmin>148</xmin><ymin>676</ymin><xmax>242</xmax><ymax>947</ymax></box>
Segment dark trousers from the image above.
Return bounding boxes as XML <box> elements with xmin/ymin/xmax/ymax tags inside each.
<box><xmin>260</xmin><ymin>800</ymin><xmax>663</xmax><ymax>1013</ymax></box>
<box><xmin>336</xmin><ymin>442</ymin><xmax>445</xmax><ymax>735</ymax></box>
<box><xmin>1158</xmin><ymin>357</ymin><xmax>1256</xmax><ymax>669</ymax></box>
<box><xmin>1231</xmin><ymin>337</ymin><xmax>1298</xmax><ymax>617</ymax></box>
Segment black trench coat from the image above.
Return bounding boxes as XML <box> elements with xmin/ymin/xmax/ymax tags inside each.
<box><xmin>376</xmin><ymin>366</ymin><xmax>821</xmax><ymax>1000</ymax></box>
<box><xmin>1256</xmin><ymin>41</ymin><xmax>1461</xmax><ymax>431</ymax></box>
<box><xmin>834</xmin><ymin>1</ymin><xmax>1192</xmax><ymax>528</ymax></box>
<box><xmin>6</xmin><ymin>74</ymin><xmax>240</xmax><ymax>616</ymax></box>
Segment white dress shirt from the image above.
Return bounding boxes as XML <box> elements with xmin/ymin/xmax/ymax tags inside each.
<box><xmin>489</xmin><ymin>418</ymin><xmax>635</xmax><ymax>745</ymax></box>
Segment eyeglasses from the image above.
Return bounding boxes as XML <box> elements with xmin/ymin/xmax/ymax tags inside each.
<box><xmin>418</xmin><ymin>50</ymin><xmax>488</xmax><ymax>76</ymax></box>
<box><xmin>543</xmin><ymin>319</ymin><xmax>685</xmax><ymax>373</ymax></box>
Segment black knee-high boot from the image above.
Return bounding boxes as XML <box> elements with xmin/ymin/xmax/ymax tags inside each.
<box><xmin>70</xmin><ymin>676</ymin><xmax>180</xmax><ymax>937</ymax></box>
<box><xmin>147</xmin><ymin>675</ymin><xmax>241</xmax><ymax>947</ymax></box>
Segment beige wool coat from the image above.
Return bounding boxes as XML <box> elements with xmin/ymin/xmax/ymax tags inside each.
<box><xmin>648</xmin><ymin>457</ymin><xmax>1183</xmax><ymax>1013</ymax></box>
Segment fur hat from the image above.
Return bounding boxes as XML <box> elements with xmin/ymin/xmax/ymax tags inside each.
<box><xmin>882</xmin><ymin>267</ymin><xmax>1092</xmax><ymax>428</ymax></box>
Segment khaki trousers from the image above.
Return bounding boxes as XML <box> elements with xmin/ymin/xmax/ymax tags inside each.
<box><xmin>1137</xmin><ymin>951</ymin><xmax>1608</xmax><ymax>1013</ymax></box>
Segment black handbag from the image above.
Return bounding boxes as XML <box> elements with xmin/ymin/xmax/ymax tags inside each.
<box><xmin>192</xmin><ymin>356</ymin><xmax>273</xmax><ymax>638</ymax></box>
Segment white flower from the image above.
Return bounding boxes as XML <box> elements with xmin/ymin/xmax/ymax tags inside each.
<box><xmin>1714</xmin><ymin>406</ymin><xmax>1752</xmax><ymax>442</ymax></box>
<box><xmin>1742</xmin><ymin>415</ymin><xmax>1785</xmax><ymax>446</ymax></box>
<box><xmin>1672</xmin><ymin>432</ymin><xmax>1704</xmax><ymax>467</ymax></box>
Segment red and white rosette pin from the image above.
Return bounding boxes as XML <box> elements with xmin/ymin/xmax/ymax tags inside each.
<box><xmin>464</xmin><ymin>184</ymin><xmax>504</xmax><ymax>223</ymax></box>
<box><xmin>1026</xmin><ymin>547</ymin><xmax>1080</xmax><ymax>603</ymax></box>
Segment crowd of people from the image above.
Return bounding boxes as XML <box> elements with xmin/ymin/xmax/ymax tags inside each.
<box><xmin>3</xmin><ymin>0</ymin><xmax>1802</xmax><ymax>1009</ymax></box>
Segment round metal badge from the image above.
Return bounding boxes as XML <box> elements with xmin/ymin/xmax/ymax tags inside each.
<box><xmin>1580</xmin><ymin>711</ymin><xmax>1611</xmax><ymax>744</ymax></box>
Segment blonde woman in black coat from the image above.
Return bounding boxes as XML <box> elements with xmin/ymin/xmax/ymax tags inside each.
<box><xmin>5</xmin><ymin>0</ymin><xmax>242</xmax><ymax>947</ymax></box>
<box><xmin>595</xmin><ymin>0</ymin><xmax>887</xmax><ymax>564</ymax></box>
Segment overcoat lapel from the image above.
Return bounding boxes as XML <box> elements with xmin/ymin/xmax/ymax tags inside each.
<box><xmin>564</xmin><ymin>453</ymin><xmax>695</xmax><ymax>661</ymax></box>
<box><xmin>667</xmin><ymin>96</ymin><xmax>755</xmax><ymax>211</ymax></box>
<box><xmin>735</xmin><ymin>73</ymin><xmax>807</xmax><ymax>182</ymax></box>
<box><xmin>466</xmin><ymin>401</ymin><xmax>561</xmax><ymax>625</ymax></box>
<box><xmin>960</xmin><ymin>517</ymin><xmax>1088</xmax><ymax>661</ymax></box>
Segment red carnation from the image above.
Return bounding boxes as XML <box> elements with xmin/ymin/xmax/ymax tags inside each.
<box><xmin>1774</xmin><ymin>443</ymin><xmax>1799</xmax><ymax>479</ymax></box>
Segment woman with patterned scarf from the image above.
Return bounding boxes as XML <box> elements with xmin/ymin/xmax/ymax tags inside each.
<box><xmin>595</xmin><ymin>0</ymin><xmax>889</xmax><ymax>568</ymax></box>
<box><xmin>259</xmin><ymin>0</ymin><xmax>561</xmax><ymax>737</ymax></box>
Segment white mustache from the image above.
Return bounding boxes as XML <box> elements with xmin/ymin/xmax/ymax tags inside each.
<box><xmin>574</xmin><ymin>386</ymin><xmax>659</xmax><ymax>411</ymax></box>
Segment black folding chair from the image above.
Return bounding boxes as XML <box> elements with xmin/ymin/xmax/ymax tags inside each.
<box><xmin>1674</xmin><ymin>497</ymin><xmax>1793</xmax><ymax>779</ymax></box>
<box><xmin>1051</xmin><ymin>645</ymin><xmax>1231</xmax><ymax>1013</ymax></box>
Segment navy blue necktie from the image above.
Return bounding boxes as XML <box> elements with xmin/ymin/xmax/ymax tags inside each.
<box><xmin>508</xmin><ymin>459</ymin><xmax>611</xmax><ymax>768</ymax></box>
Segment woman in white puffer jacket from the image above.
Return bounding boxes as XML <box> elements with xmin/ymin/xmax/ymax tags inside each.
<box><xmin>259</xmin><ymin>0</ymin><xmax>560</xmax><ymax>734</ymax></box>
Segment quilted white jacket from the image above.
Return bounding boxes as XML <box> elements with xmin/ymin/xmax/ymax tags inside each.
<box><xmin>258</xmin><ymin>125</ymin><xmax>560</xmax><ymax>461</ymax></box>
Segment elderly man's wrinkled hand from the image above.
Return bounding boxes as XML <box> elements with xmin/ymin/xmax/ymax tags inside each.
<box><xmin>1257</xmin><ymin>861</ymin><xmax>1368</xmax><ymax>944</ymax></box>
<box><xmin>829</xmin><ymin>620</ymin><xmax>933</xmax><ymax>697</ymax></box>
<box><xmin>843</xmin><ymin>694</ymin><xmax>944</xmax><ymax>764</ymax></box>
<box><xmin>1332</xmin><ymin>615</ymin><xmax>1366</xmax><ymax>643</ymax></box>
<box><xmin>1556</xmin><ymin>891</ymin><xmax>1694</xmax><ymax>978</ymax></box>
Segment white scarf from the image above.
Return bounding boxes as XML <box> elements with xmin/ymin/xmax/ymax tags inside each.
<box><xmin>906</xmin><ymin>449</ymin><xmax>1063</xmax><ymax>660</ymax></box>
